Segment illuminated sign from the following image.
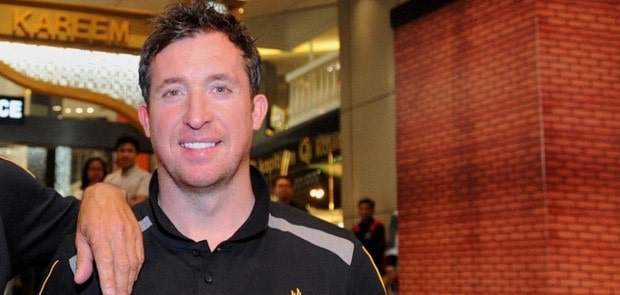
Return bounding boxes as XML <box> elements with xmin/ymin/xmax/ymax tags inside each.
<box><xmin>252</xmin><ymin>132</ymin><xmax>340</xmax><ymax>175</ymax></box>
<box><xmin>11</xmin><ymin>8</ymin><xmax>129</xmax><ymax>45</ymax></box>
<box><xmin>0</xmin><ymin>3</ymin><xmax>151</xmax><ymax>52</ymax></box>
<box><xmin>0</xmin><ymin>96</ymin><xmax>24</xmax><ymax>124</ymax></box>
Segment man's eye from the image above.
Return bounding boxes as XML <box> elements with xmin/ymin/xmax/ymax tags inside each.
<box><xmin>215</xmin><ymin>86</ymin><xmax>227</xmax><ymax>93</ymax></box>
<box><xmin>165</xmin><ymin>89</ymin><xmax>179</xmax><ymax>96</ymax></box>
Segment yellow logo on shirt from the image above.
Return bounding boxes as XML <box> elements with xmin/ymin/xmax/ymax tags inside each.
<box><xmin>290</xmin><ymin>288</ymin><xmax>302</xmax><ymax>295</ymax></box>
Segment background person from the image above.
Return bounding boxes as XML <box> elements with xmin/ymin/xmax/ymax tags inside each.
<box><xmin>74</xmin><ymin>157</ymin><xmax>108</xmax><ymax>200</ymax></box>
<box><xmin>41</xmin><ymin>3</ymin><xmax>385</xmax><ymax>294</ymax></box>
<box><xmin>104</xmin><ymin>136</ymin><xmax>151</xmax><ymax>206</ymax></box>
<box><xmin>272</xmin><ymin>175</ymin><xmax>307</xmax><ymax>212</ymax></box>
<box><xmin>384</xmin><ymin>209</ymin><xmax>399</xmax><ymax>294</ymax></box>
<box><xmin>352</xmin><ymin>197</ymin><xmax>387</xmax><ymax>275</ymax></box>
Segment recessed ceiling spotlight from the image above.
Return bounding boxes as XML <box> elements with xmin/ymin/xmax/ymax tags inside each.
<box><xmin>86</xmin><ymin>107</ymin><xmax>94</xmax><ymax>113</ymax></box>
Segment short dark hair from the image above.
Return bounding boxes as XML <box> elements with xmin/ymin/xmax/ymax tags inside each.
<box><xmin>115</xmin><ymin>135</ymin><xmax>140</xmax><ymax>152</ymax></box>
<box><xmin>272</xmin><ymin>175</ymin><xmax>294</xmax><ymax>187</ymax></box>
<box><xmin>138</xmin><ymin>0</ymin><xmax>262</xmax><ymax>103</ymax></box>
<box><xmin>358</xmin><ymin>198</ymin><xmax>375</xmax><ymax>210</ymax></box>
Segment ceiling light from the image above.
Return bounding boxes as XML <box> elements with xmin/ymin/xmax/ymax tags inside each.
<box><xmin>310</xmin><ymin>188</ymin><xmax>325</xmax><ymax>199</ymax></box>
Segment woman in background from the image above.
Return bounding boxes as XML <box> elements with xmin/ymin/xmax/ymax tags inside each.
<box><xmin>74</xmin><ymin>157</ymin><xmax>107</xmax><ymax>200</ymax></box>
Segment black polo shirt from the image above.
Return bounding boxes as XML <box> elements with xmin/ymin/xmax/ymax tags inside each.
<box><xmin>0</xmin><ymin>156</ymin><xmax>79</xmax><ymax>289</ymax></box>
<box><xmin>41</xmin><ymin>167</ymin><xmax>386</xmax><ymax>294</ymax></box>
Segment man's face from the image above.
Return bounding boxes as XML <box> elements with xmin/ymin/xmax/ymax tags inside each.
<box><xmin>274</xmin><ymin>178</ymin><xmax>294</xmax><ymax>200</ymax></box>
<box><xmin>358</xmin><ymin>203</ymin><xmax>374</xmax><ymax>221</ymax></box>
<box><xmin>116</xmin><ymin>143</ymin><xmax>137</xmax><ymax>170</ymax></box>
<box><xmin>87</xmin><ymin>160</ymin><xmax>106</xmax><ymax>184</ymax></box>
<box><xmin>139</xmin><ymin>31</ymin><xmax>267</xmax><ymax>190</ymax></box>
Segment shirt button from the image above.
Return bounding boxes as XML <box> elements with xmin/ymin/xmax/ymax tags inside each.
<box><xmin>191</xmin><ymin>249</ymin><xmax>200</xmax><ymax>257</ymax></box>
<box><xmin>204</xmin><ymin>274</ymin><xmax>213</xmax><ymax>284</ymax></box>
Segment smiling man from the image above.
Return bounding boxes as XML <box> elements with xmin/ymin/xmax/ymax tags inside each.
<box><xmin>41</xmin><ymin>2</ymin><xmax>385</xmax><ymax>294</ymax></box>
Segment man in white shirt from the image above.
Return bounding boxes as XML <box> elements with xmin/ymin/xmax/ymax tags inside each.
<box><xmin>104</xmin><ymin>136</ymin><xmax>151</xmax><ymax>206</ymax></box>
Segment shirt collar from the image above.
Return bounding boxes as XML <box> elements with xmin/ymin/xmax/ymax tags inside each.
<box><xmin>146</xmin><ymin>166</ymin><xmax>271</xmax><ymax>243</ymax></box>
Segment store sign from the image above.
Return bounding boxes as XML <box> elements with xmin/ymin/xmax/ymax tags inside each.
<box><xmin>11</xmin><ymin>8</ymin><xmax>129</xmax><ymax>45</ymax></box>
<box><xmin>253</xmin><ymin>132</ymin><xmax>340</xmax><ymax>175</ymax></box>
<box><xmin>0</xmin><ymin>96</ymin><xmax>24</xmax><ymax>124</ymax></box>
<box><xmin>0</xmin><ymin>3</ymin><xmax>150</xmax><ymax>52</ymax></box>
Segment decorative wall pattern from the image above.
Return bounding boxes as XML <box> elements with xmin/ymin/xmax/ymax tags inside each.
<box><xmin>0</xmin><ymin>41</ymin><xmax>142</xmax><ymax>108</ymax></box>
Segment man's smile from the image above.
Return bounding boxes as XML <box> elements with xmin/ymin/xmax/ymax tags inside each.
<box><xmin>180</xmin><ymin>141</ymin><xmax>218</xmax><ymax>149</ymax></box>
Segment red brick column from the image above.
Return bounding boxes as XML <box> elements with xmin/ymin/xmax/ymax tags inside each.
<box><xmin>393</xmin><ymin>0</ymin><xmax>619</xmax><ymax>293</ymax></box>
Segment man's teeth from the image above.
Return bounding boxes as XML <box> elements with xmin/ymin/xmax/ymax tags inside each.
<box><xmin>181</xmin><ymin>142</ymin><xmax>216</xmax><ymax>149</ymax></box>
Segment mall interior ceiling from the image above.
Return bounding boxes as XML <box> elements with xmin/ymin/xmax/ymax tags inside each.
<box><xmin>30</xmin><ymin>0</ymin><xmax>339</xmax><ymax>74</ymax></box>
<box><xmin>23</xmin><ymin>0</ymin><xmax>341</xmax><ymax>122</ymax></box>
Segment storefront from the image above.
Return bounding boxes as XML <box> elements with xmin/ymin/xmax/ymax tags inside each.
<box><xmin>251</xmin><ymin>109</ymin><xmax>343</xmax><ymax>224</ymax></box>
<box><xmin>0</xmin><ymin>1</ymin><xmax>154</xmax><ymax>194</ymax></box>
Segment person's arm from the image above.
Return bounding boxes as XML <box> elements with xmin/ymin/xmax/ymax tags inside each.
<box><xmin>0</xmin><ymin>157</ymin><xmax>79</xmax><ymax>285</ymax></box>
<box><xmin>75</xmin><ymin>183</ymin><xmax>144</xmax><ymax>295</ymax></box>
<box><xmin>0</xmin><ymin>157</ymin><xmax>143</xmax><ymax>294</ymax></box>
<box><xmin>352</xmin><ymin>245</ymin><xmax>387</xmax><ymax>294</ymax></box>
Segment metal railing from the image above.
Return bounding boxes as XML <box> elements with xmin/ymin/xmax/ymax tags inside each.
<box><xmin>285</xmin><ymin>51</ymin><xmax>340</xmax><ymax>128</ymax></box>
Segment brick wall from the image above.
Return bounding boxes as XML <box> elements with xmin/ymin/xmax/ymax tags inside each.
<box><xmin>538</xmin><ymin>0</ymin><xmax>620</xmax><ymax>293</ymax></box>
<box><xmin>393</xmin><ymin>0</ymin><xmax>619</xmax><ymax>294</ymax></box>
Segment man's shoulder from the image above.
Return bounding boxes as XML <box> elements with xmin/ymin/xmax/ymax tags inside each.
<box><xmin>268</xmin><ymin>203</ymin><xmax>372</xmax><ymax>272</ymax></box>
<box><xmin>288</xmin><ymin>199</ymin><xmax>308</xmax><ymax>212</ymax></box>
<box><xmin>130</xmin><ymin>167</ymin><xmax>152</xmax><ymax>183</ymax></box>
<box><xmin>269</xmin><ymin>202</ymin><xmax>358</xmax><ymax>245</ymax></box>
<box><xmin>270</xmin><ymin>202</ymin><xmax>333</xmax><ymax>225</ymax></box>
<box><xmin>0</xmin><ymin>155</ymin><xmax>34</xmax><ymax>179</ymax></box>
<box><xmin>136</xmin><ymin>166</ymin><xmax>151</xmax><ymax>176</ymax></box>
<box><xmin>130</xmin><ymin>201</ymin><xmax>154</xmax><ymax>230</ymax></box>
<box><xmin>104</xmin><ymin>170</ymin><xmax>121</xmax><ymax>181</ymax></box>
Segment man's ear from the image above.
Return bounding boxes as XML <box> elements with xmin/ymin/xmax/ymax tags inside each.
<box><xmin>251</xmin><ymin>94</ymin><xmax>268</xmax><ymax>130</ymax></box>
<box><xmin>138</xmin><ymin>104</ymin><xmax>151</xmax><ymax>138</ymax></box>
